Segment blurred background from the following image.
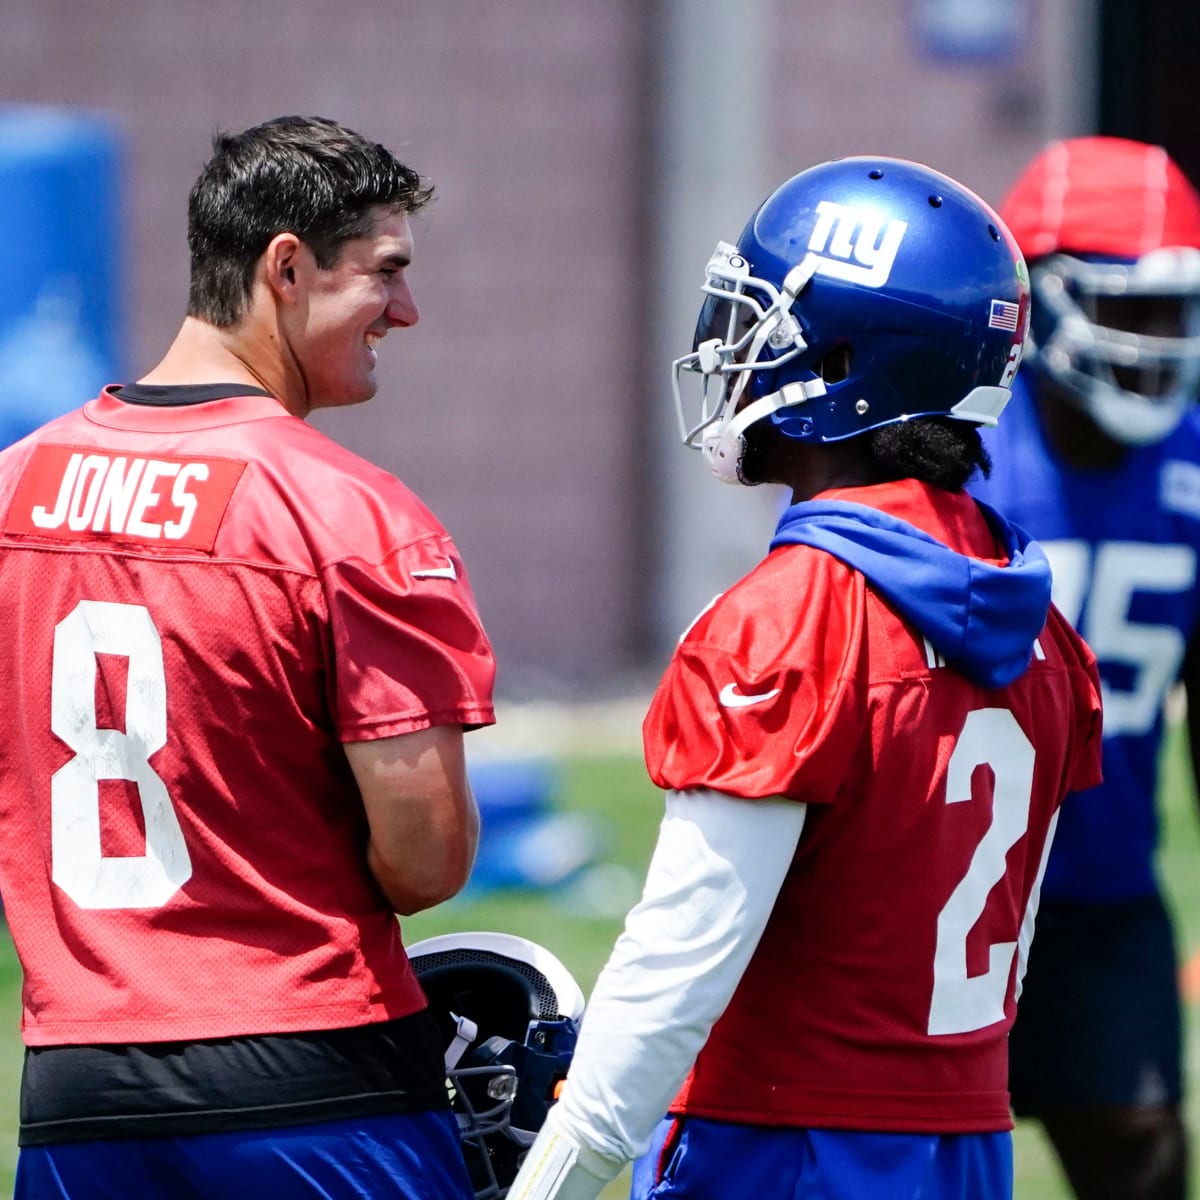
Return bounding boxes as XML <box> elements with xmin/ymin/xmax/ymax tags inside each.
<box><xmin>10</xmin><ymin>0</ymin><xmax>1194</xmax><ymax>698</ymax></box>
<box><xmin>2</xmin><ymin>1</ymin><xmax>1200</xmax><ymax>1196</ymax></box>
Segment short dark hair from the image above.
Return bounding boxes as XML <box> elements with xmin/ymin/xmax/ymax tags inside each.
<box><xmin>186</xmin><ymin>115</ymin><xmax>434</xmax><ymax>327</ymax></box>
<box><xmin>741</xmin><ymin>413</ymin><xmax>991</xmax><ymax>491</ymax></box>
<box><xmin>866</xmin><ymin>417</ymin><xmax>992</xmax><ymax>491</ymax></box>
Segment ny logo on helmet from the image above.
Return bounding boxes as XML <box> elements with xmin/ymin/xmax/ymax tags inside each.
<box><xmin>803</xmin><ymin>200</ymin><xmax>908</xmax><ymax>288</ymax></box>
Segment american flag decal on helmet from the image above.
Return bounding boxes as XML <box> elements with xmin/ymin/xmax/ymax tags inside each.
<box><xmin>988</xmin><ymin>299</ymin><xmax>1021</xmax><ymax>331</ymax></box>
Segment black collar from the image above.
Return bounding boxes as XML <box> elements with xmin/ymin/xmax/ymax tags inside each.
<box><xmin>110</xmin><ymin>383</ymin><xmax>274</xmax><ymax>407</ymax></box>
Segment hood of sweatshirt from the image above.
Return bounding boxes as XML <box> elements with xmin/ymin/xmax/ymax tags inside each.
<box><xmin>769</xmin><ymin>496</ymin><xmax>1052</xmax><ymax>689</ymax></box>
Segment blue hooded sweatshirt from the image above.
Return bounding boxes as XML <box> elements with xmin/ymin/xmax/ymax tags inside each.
<box><xmin>769</xmin><ymin>497</ymin><xmax>1052</xmax><ymax>689</ymax></box>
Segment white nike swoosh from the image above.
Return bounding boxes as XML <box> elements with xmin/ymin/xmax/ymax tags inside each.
<box><xmin>411</xmin><ymin>560</ymin><xmax>458</xmax><ymax>581</ymax></box>
<box><xmin>718</xmin><ymin>682</ymin><xmax>781</xmax><ymax>708</ymax></box>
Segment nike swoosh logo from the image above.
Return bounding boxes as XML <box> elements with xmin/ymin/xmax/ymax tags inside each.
<box><xmin>718</xmin><ymin>683</ymin><xmax>780</xmax><ymax>708</ymax></box>
<box><xmin>411</xmin><ymin>560</ymin><xmax>458</xmax><ymax>581</ymax></box>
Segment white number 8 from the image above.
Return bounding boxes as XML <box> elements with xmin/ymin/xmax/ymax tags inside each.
<box><xmin>51</xmin><ymin>600</ymin><xmax>192</xmax><ymax>909</ymax></box>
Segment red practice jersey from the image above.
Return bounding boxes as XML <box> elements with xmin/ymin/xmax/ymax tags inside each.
<box><xmin>0</xmin><ymin>389</ymin><xmax>496</xmax><ymax>1046</ymax></box>
<box><xmin>644</xmin><ymin>480</ymin><xmax>1102</xmax><ymax>1133</ymax></box>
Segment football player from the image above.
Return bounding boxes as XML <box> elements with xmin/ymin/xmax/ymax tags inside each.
<box><xmin>971</xmin><ymin>136</ymin><xmax>1200</xmax><ymax>1200</ymax></box>
<box><xmin>0</xmin><ymin>117</ymin><xmax>495</xmax><ymax>1198</ymax></box>
<box><xmin>506</xmin><ymin>156</ymin><xmax>1103</xmax><ymax>1200</ymax></box>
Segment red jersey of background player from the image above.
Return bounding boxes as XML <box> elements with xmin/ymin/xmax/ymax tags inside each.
<box><xmin>644</xmin><ymin>479</ymin><xmax>1102</xmax><ymax>1132</ymax></box>
<box><xmin>0</xmin><ymin>387</ymin><xmax>495</xmax><ymax>1046</ymax></box>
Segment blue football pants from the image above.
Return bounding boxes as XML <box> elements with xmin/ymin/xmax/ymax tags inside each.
<box><xmin>630</xmin><ymin>1115</ymin><xmax>1013</xmax><ymax>1200</ymax></box>
<box><xmin>15</xmin><ymin>1110</ymin><xmax>474</xmax><ymax>1200</ymax></box>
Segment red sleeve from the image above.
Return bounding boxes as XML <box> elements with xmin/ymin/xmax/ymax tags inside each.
<box><xmin>325</xmin><ymin>532</ymin><xmax>496</xmax><ymax>740</ymax></box>
<box><xmin>1054</xmin><ymin>605</ymin><xmax>1105</xmax><ymax>794</ymax></box>
<box><xmin>642</xmin><ymin>548</ymin><xmax>866</xmax><ymax>802</ymax></box>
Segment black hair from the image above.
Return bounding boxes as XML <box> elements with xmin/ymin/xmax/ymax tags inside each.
<box><xmin>740</xmin><ymin>413</ymin><xmax>991</xmax><ymax>491</ymax></box>
<box><xmin>866</xmin><ymin>417</ymin><xmax>992</xmax><ymax>491</ymax></box>
<box><xmin>186</xmin><ymin>115</ymin><xmax>434</xmax><ymax>327</ymax></box>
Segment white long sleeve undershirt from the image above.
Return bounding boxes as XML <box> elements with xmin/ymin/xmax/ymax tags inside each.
<box><xmin>507</xmin><ymin>787</ymin><xmax>807</xmax><ymax>1200</ymax></box>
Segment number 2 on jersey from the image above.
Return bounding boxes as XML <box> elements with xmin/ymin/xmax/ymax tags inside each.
<box><xmin>51</xmin><ymin>600</ymin><xmax>192</xmax><ymax>909</ymax></box>
<box><xmin>928</xmin><ymin>707</ymin><xmax>1049</xmax><ymax>1036</ymax></box>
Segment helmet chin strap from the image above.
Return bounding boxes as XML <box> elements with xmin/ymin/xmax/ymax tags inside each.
<box><xmin>702</xmin><ymin>380</ymin><xmax>827</xmax><ymax>484</ymax></box>
<box><xmin>444</xmin><ymin>1012</ymin><xmax>479</xmax><ymax>1070</ymax></box>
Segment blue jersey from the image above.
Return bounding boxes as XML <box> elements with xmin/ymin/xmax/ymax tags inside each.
<box><xmin>972</xmin><ymin>374</ymin><xmax>1200</xmax><ymax>901</ymax></box>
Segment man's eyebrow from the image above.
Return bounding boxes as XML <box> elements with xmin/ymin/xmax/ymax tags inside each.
<box><xmin>377</xmin><ymin>250</ymin><xmax>412</xmax><ymax>268</ymax></box>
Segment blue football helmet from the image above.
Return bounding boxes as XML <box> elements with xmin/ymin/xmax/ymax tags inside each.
<box><xmin>1000</xmin><ymin>137</ymin><xmax>1200</xmax><ymax>447</ymax></box>
<box><xmin>673</xmin><ymin>156</ymin><xmax>1030</xmax><ymax>483</ymax></box>
<box><xmin>409</xmin><ymin>931</ymin><xmax>584</xmax><ymax>1200</ymax></box>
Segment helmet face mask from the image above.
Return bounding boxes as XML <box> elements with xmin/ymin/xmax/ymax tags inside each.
<box><xmin>673</xmin><ymin>241</ymin><xmax>824</xmax><ymax>483</ymax></box>
<box><xmin>1029</xmin><ymin>249</ymin><xmax>1200</xmax><ymax>445</ymax></box>
<box><xmin>408</xmin><ymin>932</ymin><xmax>584</xmax><ymax>1200</ymax></box>
<box><xmin>673</xmin><ymin>157</ymin><xmax>1030</xmax><ymax>486</ymax></box>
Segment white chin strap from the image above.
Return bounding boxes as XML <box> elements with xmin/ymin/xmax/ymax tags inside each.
<box><xmin>444</xmin><ymin>1012</ymin><xmax>478</xmax><ymax>1070</ymax></box>
<box><xmin>701</xmin><ymin>380</ymin><xmax>827</xmax><ymax>485</ymax></box>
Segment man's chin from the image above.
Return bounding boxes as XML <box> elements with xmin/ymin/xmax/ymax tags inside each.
<box><xmin>313</xmin><ymin>378</ymin><xmax>378</xmax><ymax>411</ymax></box>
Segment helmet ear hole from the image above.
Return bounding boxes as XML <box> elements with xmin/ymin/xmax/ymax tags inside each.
<box><xmin>818</xmin><ymin>346</ymin><xmax>853</xmax><ymax>384</ymax></box>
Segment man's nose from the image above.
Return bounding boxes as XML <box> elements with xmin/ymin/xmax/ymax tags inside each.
<box><xmin>388</xmin><ymin>280</ymin><xmax>419</xmax><ymax>328</ymax></box>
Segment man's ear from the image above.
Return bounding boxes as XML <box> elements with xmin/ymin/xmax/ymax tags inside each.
<box><xmin>262</xmin><ymin>232</ymin><xmax>304</xmax><ymax>301</ymax></box>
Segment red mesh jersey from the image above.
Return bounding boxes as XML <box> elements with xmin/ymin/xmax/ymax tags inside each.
<box><xmin>0</xmin><ymin>390</ymin><xmax>496</xmax><ymax>1046</ymax></box>
<box><xmin>643</xmin><ymin>481</ymin><xmax>1102</xmax><ymax>1132</ymax></box>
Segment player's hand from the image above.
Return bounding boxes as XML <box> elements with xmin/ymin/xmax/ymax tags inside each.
<box><xmin>506</xmin><ymin>1113</ymin><xmax>624</xmax><ymax>1200</ymax></box>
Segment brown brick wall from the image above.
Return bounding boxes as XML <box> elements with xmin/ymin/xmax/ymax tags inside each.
<box><xmin>0</xmin><ymin>0</ymin><xmax>1073</xmax><ymax>695</ymax></box>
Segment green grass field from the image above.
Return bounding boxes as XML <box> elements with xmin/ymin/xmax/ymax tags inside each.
<box><xmin>0</xmin><ymin>724</ymin><xmax>1195</xmax><ymax>1198</ymax></box>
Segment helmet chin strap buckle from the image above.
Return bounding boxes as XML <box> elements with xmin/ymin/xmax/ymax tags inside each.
<box><xmin>697</xmin><ymin>338</ymin><xmax>723</xmax><ymax>375</ymax></box>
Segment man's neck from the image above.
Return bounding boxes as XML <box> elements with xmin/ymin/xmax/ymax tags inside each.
<box><xmin>138</xmin><ymin>316</ymin><xmax>302</xmax><ymax>417</ymax></box>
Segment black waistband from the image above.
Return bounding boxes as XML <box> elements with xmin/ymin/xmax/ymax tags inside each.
<box><xmin>20</xmin><ymin>1010</ymin><xmax>449</xmax><ymax>1146</ymax></box>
